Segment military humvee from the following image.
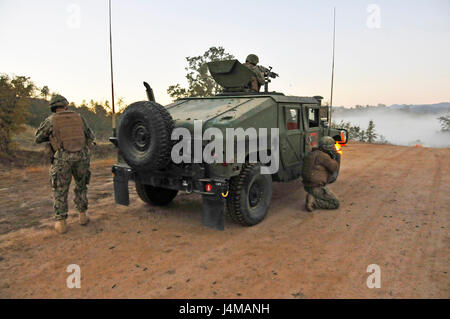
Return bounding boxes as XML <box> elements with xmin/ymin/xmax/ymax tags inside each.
<box><xmin>111</xmin><ymin>59</ymin><xmax>347</xmax><ymax>230</ymax></box>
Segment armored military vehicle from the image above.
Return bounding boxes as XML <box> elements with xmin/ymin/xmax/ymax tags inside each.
<box><xmin>111</xmin><ymin>59</ymin><xmax>347</xmax><ymax>230</ymax></box>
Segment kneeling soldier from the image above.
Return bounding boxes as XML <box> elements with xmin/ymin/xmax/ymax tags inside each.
<box><xmin>35</xmin><ymin>95</ymin><xmax>95</xmax><ymax>234</ymax></box>
<box><xmin>302</xmin><ymin>136</ymin><xmax>341</xmax><ymax>212</ymax></box>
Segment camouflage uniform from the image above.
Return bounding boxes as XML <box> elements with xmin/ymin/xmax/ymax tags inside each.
<box><xmin>304</xmin><ymin>185</ymin><xmax>340</xmax><ymax>209</ymax></box>
<box><xmin>243</xmin><ymin>54</ymin><xmax>265</xmax><ymax>92</ymax></box>
<box><xmin>302</xmin><ymin>139</ymin><xmax>340</xmax><ymax>210</ymax></box>
<box><xmin>35</xmin><ymin>110</ymin><xmax>95</xmax><ymax>221</ymax></box>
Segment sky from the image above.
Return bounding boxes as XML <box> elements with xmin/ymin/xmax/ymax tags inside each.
<box><xmin>0</xmin><ymin>0</ymin><xmax>449</xmax><ymax>109</ymax></box>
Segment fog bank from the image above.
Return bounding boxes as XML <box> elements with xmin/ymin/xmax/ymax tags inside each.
<box><xmin>333</xmin><ymin>109</ymin><xmax>449</xmax><ymax>148</ymax></box>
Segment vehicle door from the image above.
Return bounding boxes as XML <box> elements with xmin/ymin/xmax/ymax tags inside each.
<box><xmin>303</xmin><ymin>105</ymin><xmax>321</xmax><ymax>152</ymax></box>
<box><xmin>279</xmin><ymin>104</ymin><xmax>303</xmax><ymax>168</ymax></box>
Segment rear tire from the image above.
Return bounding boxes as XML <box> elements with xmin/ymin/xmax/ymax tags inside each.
<box><xmin>227</xmin><ymin>163</ymin><xmax>273</xmax><ymax>226</ymax></box>
<box><xmin>135</xmin><ymin>182</ymin><xmax>178</xmax><ymax>206</ymax></box>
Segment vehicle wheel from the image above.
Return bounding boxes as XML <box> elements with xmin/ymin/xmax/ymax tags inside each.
<box><xmin>135</xmin><ymin>182</ymin><xmax>178</xmax><ymax>206</ymax></box>
<box><xmin>227</xmin><ymin>163</ymin><xmax>273</xmax><ymax>226</ymax></box>
<box><xmin>118</xmin><ymin>101</ymin><xmax>173</xmax><ymax>171</ymax></box>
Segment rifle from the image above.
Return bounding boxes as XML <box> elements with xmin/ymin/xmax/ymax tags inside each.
<box><xmin>258</xmin><ymin>65</ymin><xmax>279</xmax><ymax>93</ymax></box>
<box><xmin>258</xmin><ymin>65</ymin><xmax>279</xmax><ymax>79</ymax></box>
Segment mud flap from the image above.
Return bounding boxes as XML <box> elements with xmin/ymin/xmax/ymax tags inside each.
<box><xmin>113</xmin><ymin>167</ymin><xmax>132</xmax><ymax>206</ymax></box>
<box><xmin>202</xmin><ymin>195</ymin><xmax>225</xmax><ymax>231</ymax></box>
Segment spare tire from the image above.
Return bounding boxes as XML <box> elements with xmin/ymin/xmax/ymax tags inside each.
<box><xmin>118</xmin><ymin>101</ymin><xmax>173</xmax><ymax>171</ymax></box>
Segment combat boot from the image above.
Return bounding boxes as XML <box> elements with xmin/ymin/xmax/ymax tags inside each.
<box><xmin>55</xmin><ymin>220</ymin><xmax>67</xmax><ymax>234</ymax></box>
<box><xmin>305</xmin><ymin>194</ymin><xmax>315</xmax><ymax>212</ymax></box>
<box><xmin>79</xmin><ymin>211</ymin><xmax>89</xmax><ymax>225</ymax></box>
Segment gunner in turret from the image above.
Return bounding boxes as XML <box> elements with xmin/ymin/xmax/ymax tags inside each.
<box><xmin>243</xmin><ymin>54</ymin><xmax>265</xmax><ymax>92</ymax></box>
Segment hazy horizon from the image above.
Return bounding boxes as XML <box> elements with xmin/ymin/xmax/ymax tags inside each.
<box><xmin>333</xmin><ymin>107</ymin><xmax>449</xmax><ymax>148</ymax></box>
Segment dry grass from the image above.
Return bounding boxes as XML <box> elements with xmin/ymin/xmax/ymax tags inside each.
<box><xmin>24</xmin><ymin>165</ymin><xmax>47</xmax><ymax>173</ymax></box>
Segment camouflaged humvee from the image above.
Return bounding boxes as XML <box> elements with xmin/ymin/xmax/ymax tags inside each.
<box><xmin>110</xmin><ymin>59</ymin><xmax>347</xmax><ymax>230</ymax></box>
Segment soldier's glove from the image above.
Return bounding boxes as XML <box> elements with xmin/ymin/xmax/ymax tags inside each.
<box><xmin>328</xmin><ymin>150</ymin><xmax>337</xmax><ymax>160</ymax></box>
<box><xmin>328</xmin><ymin>150</ymin><xmax>341</xmax><ymax>163</ymax></box>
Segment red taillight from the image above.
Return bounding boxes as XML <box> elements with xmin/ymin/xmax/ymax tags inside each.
<box><xmin>205</xmin><ymin>183</ymin><xmax>212</xmax><ymax>192</ymax></box>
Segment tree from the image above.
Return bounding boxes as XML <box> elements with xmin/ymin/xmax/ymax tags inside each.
<box><xmin>376</xmin><ymin>134</ymin><xmax>389</xmax><ymax>144</ymax></box>
<box><xmin>117</xmin><ymin>97</ymin><xmax>125</xmax><ymax>111</ymax></box>
<box><xmin>167</xmin><ymin>46</ymin><xmax>235</xmax><ymax>100</ymax></box>
<box><xmin>331</xmin><ymin>120</ymin><xmax>362</xmax><ymax>141</ymax></box>
<box><xmin>0</xmin><ymin>74</ymin><xmax>35</xmax><ymax>153</ymax></box>
<box><xmin>438</xmin><ymin>113</ymin><xmax>450</xmax><ymax>132</ymax></box>
<box><xmin>40</xmin><ymin>86</ymin><xmax>50</xmax><ymax>100</ymax></box>
<box><xmin>50</xmin><ymin>92</ymin><xmax>60</xmax><ymax>100</ymax></box>
<box><xmin>366</xmin><ymin>120</ymin><xmax>378</xmax><ymax>143</ymax></box>
<box><xmin>333</xmin><ymin>119</ymin><xmax>386</xmax><ymax>144</ymax></box>
<box><xmin>26</xmin><ymin>98</ymin><xmax>51</xmax><ymax>127</ymax></box>
<box><xmin>351</xmin><ymin>125</ymin><xmax>361</xmax><ymax>141</ymax></box>
<box><xmin>359</xmin><ymin>130</ymin><xmax>366</xmax><ymax>142</ymax></box>
<box><xmin>166</xmin><ymin>84</ymin><xmax>188</xmax><ymax>100</ymax></box>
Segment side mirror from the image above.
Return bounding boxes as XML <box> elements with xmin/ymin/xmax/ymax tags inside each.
<box><xmin>338</xmin><ymin>129</ymin><xmax>348</xmax><ymax>144</ymax></box>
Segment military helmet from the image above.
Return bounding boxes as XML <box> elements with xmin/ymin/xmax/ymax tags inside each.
<box><xmin>319</xmin><ymin>136</ymin><xmax>335</xmax><ymax>152</ymax></box>
<box><xmin>49</xmin><ymin>95</ymin><xmax>69</xmax><ymax>112</ymax></box>
<box><xmin>245</xmin><ymin>54</ymin><xmax>259</xmax><ymax>65</ymax></box>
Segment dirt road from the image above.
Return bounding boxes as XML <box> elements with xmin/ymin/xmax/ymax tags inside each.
<box><xmin>0</xmin><ymin>143</ymin><xmax>448</xmax><ymax>298</ymax></box>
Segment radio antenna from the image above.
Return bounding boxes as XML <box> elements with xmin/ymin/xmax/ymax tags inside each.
<box><xmin>329</xmin><ymin>7</ymin><xmax>336</xmax><ymax>125</ymax></box>
<box><xmin>109</xmin><ymin>0</ymin><xmax>116</xmax><ymax>137</ymax></box>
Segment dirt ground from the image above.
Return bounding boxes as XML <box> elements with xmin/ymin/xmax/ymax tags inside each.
<box><xmin>0</xmin><ymin>143</ymin><xmax>448</xmax><ymax>298</ymax></box>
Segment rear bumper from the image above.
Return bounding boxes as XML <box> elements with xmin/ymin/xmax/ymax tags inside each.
<box><xmin>112</xmin><ymin>164</ymin><xmax>229</xmax><ymax>206</ymax></box>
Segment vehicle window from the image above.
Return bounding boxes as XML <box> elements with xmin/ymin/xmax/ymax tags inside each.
<box><xmin>319</xmin><ymin>107</ymin><xmax>328</xmax><ymax>121</ymax></box>
<box><xmin>286</xmin><ymin>108</ymin><xmax>299</xmax><ymax>130</ymax></box>
<box><xmin>308</xmin><ymin>108</ymin><xmax>319</xmax><ymax>128</ymax></box>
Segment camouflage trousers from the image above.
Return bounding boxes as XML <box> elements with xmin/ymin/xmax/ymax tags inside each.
<box><xmin>304</xmin><ymin>185</ymin><xmax>340</xmax><ymax>210</ymax></box>
<box><xmin>49</xmin><ymin>149</ymin><xmax>91</xmax><ymax>220</ymax></box>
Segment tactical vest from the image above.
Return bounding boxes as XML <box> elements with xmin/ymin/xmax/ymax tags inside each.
<box><xmin>50</xmin><ymin>111</ymin><xmax>86</xmax><ymax>152</ymax></box>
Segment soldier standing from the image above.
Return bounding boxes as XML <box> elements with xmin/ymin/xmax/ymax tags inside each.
<box><xmin>302</xmin><ymin>136</ymin><xmax>341</xmax><ymax>212</ymax></box>
<box><xmin>35</xmin><ymin>95</ymin><xmax>95</xmax><ymax>234</ymax></box>
<box><xmin>243</xmin><ymin>54</ymin><xmax>265</xmax><ymax>92</ymax></box>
